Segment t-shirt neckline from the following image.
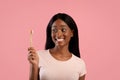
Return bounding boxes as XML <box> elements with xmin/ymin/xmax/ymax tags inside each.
<box><xmin>47</xmin><ymin>49</ymin><xmax>73</xmax><ymax>63</ymax></box>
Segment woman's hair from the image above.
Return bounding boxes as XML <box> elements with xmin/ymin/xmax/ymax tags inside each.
<box><xmin>45</xmin><ymin>13</ymin><xmax>80</xmax><ymax>58</ymax></box>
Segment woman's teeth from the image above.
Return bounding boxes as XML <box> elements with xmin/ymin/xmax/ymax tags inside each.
<box><xmin>56</xmin><ymin>39</ymin><xmax>64</xmax><ymax>41</ymax></box>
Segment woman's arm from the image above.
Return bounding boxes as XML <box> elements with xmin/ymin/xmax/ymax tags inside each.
<box><xmin>28</xmin><ymin>47</ymin><xmax>39</xmax><ymax>80</ymax></box>
<box><xmin>29</xmin><ymin>65</ymin><xmax>39</xmax><ymax>80</ymax></box>
<box><xmin>79</xmin><ymin>75</ymin><xmax>86</xmax><ymax>80</ymax></box>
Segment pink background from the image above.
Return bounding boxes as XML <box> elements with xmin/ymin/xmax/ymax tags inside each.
<box><xmin>0</xmin><ymin>0</ymin><xmax>120</xmax><ymax>80</ymax></box>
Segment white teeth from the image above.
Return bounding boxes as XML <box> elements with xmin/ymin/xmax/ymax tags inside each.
<box><xmin>56</xmin><ymin>39</ymin><xmax>64</xmax><ymax>41</ymax></box>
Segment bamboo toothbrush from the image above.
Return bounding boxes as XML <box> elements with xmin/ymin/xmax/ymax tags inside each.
<box><xmin>30</xmin><ymin>29</ymin><xmax>34</xmax><ymax>47</ymax></box>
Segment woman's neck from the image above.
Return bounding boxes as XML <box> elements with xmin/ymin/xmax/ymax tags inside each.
<box><xmin>52</xmin><ymin>45</ymin><xmax>71</xmax><ymax>56</ymax></box>
<box><xmin>49</xmin><ymin>46</ymin><xmax>72</xmax><ymax>61</ymax></box>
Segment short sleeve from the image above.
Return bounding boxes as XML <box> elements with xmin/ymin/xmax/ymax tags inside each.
<box><xmin>36</xmin><ymin>50</ymin><xmax>49</xmax><ymax>68</ymax></box>
<box><xmin>79</xmin><ymin>59</ymin><xmax>87</xmax><ymax>77</ymax></box>
<box><xmin>36</xmin><ymin>50</ymin><xmax>44</xmax><ymax>68</ymax></box>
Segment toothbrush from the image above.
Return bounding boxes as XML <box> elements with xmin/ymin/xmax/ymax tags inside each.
<box><xmin>30</xmin><ymin>29</ymin><xmax>34</xmax><ymax>47</ymax></box>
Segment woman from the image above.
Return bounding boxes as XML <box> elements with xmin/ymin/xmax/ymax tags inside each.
<box><xmin>28</xmin><ymin>13</ymin><xmax>87</xmax><ymax>80</ymax></box>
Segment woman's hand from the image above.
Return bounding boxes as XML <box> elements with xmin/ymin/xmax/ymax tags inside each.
<box><xmin>28</xmin><ymin>47</ymin><xmax>39</xmax><ymax>80</ymax></box>
<box><xmin>28</xmin><ymin>47</ymin><xmax>39</xmax><ymax>66</ymax></box>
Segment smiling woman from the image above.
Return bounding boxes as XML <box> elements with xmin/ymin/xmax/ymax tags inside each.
<box><xmin>51</xmin><ymin>19</ymin><xmax>73</xmax><ymax>48</ymax></box>
<box><xmin>28</xmin><ymin>13</ymin><xmax>87</xmax><ymax>80</ymax></box>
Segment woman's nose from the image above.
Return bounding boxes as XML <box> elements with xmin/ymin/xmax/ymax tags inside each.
<box><xmin>56</xmin><ymin>30</ymin><xmax>62</xmax><ymax>37</ymax></box>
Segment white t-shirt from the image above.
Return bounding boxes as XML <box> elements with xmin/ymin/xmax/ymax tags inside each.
<box><xmin>37</xmin><ymin>50</ymin><xmax>87</xmax><ymax>80</ymax></box>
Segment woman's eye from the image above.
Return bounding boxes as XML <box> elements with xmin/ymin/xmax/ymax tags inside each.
<box><xmin>52</xmin><ymin>29</ymin><xmax>57</xmax><ymax>33</ymax></box>
<box><xmin>62</xmin><ymin>28</ymin><xmax>66</xmax><ymax>32</ymax></box>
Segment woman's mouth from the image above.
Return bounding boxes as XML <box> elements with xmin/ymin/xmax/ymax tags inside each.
<box><xmin>56</xmin><ymin>38</ymin><xmax>64</xmax><ymax>42</ymax></box>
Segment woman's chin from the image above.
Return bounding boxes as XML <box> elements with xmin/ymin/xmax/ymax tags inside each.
<box><xmin>55</xmin><ymin>42</ymin><xmax>65</xmax><ymax>47</ymax></box>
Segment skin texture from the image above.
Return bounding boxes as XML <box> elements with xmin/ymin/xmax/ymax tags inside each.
<box><xmin>28</xmin><ymin>19</ymin><xmax>86</xmax><ymax>80</ymax></box>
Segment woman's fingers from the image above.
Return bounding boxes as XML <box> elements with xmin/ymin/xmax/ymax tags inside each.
<box><xmin>29</xmin><ymin>50</ymin><xmax>36</xmax><ymax>54</ymax></box>
<box><xmin>28</xmin><ymin>53</ymin><xmax>37</xmax><ymax>64</ymax></box>
<box><xmin>28</xmin><ymin>47</ymin><xmax>36</xmax><ymax>53</ymax></box>
<box><xmin>28</xmin><ymin>53</ymin><xmax>37</xmax><ymax>58</ymax></box>
<box><xmin>28</xmin><ymin>47</ymin><xmax>35</xmax><ymax>51</ymax></box>
<box><xmin>28</xmin><ymin>47</ymin><xmax>39</xmax><ymax>65</ymax></box>
<box><xmin>28</xmin><ymin>54</ymin><xmax>36</xmax><ymax>60</ymax></box>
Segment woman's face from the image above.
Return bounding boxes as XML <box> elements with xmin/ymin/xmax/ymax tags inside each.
<box><xmin>51</xmin><ymin>19</ymin><xmax>73</xmax><ymax>47</ymax></box>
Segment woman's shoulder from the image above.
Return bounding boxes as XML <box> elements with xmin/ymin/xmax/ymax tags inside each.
<box><xmin>37</xmin><ymin>49</ymin><xmax>49</xmax><ymax>56</ymax></box>
<box><xmin>72</xmin><ymin>54</ymin><xmax>87</xmax><ymax>74</ymax></box>
<box><xmin>37</xmin><ymin>49</ymin><xmax>48</xmax><ymax>53</ymax></box>
<box><xmin>72</xmin><ymin>54</ymin><xmax>86</xmax><ymax>65</ymax></box>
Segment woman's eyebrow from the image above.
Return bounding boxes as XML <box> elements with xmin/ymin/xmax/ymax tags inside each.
<box><xmin>60</xmin><ymin>25</ymin><xmax>67</xmax><ymax>27</ymax></box>
<box><xmin>51</xmin><ymin>25</ymin><xmax>57</xmax><ymax>28</ymax></box>
<box><xmin>52</xmin><ymin>25</ymin><xmax>67</xmax><ymax>28</ymax></box>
